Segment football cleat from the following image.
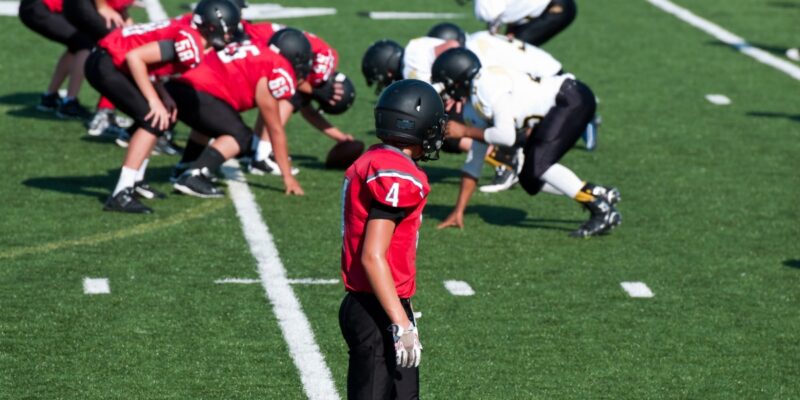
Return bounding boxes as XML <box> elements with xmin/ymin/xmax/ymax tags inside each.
<box><xmin>479</xmin><ymin>165</ymin><xmax>519</xmax><ymax>193</ymax></box>
<box><xmin>103</xmin><ymin>187</ymin><xmax>153</xmax><ymax>214</ymax></box>
<box><xmin>248</xmin><ymin>153</ymin><xmax>299</xmax><ymax>176</ymax></box>
<box><xmin>133</xmin><ymin>181</ymin><xmax>167</xmax><ymax>200</ymax></box>
<box><xmin>570</xmin><ymin>197</ymin><xmax>621</xmax><ymax>238</ymax></box>
<box><xmin>113</xmin><ymin>113</ymin><xmax>134</xmax><ymax>129</ymax></box>
<box><xmin>87</xmin><ymin>109</ymin><xmax>111</xmax><ymax>136</ymax></box>
<box><xmin>113</xmin><ymin>127</ymin><xmax>131</xmax><ymax>148</ymax></box>
<box><xmin>480</xmin><ymin>147</ymin><xmax>523</xmax><ymax>193</ymax></box>
<box><xmin>37</xmin><ymin>92</ymin><xmax>60</xmax><ymax>112</ymax></box>
<box><xmin>173</xmin><ymin>167</ymin><xmax>225</xmax><ymax>198</ymax></box>
<box><xmin>582</xmin><ymin>115</ymin><xmax>601</xmax><ymax>151</ymax></box>
<box><xmin>151</xmin><ymin>133</ymin><xmax>183</xmax><ymax>156</ymax></box>
<box><xmin>583</xmin><ymin>183</ymin><xmax>621</xmax><ymax>206</ymax></box>
<box><xmin>56</xmin><ymin>98</ymin><xmax>93</xmax><ymax>120</ymax></box>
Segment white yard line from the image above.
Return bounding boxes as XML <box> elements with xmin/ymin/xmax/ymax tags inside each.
<box><xmin>647</xmin><ymin>0</ymin><xmax>800</xmax><ymax>81</ymax></box>
<box><xmin>215</xmin><ymin>277</ymin><xmax>339</xmax><ymax>285</ymax></box>
<box><xmin>83</xmin><ymin>278</ymin><xmax>110</xmax><ymax>295</ymax></box>
<box><xmin>705</xmin><ymin>94</ymin><xmax>731</xmax><ymax>105</ymax></box>
<box><xmin>0</xmin><ymin>1</ymin><xmax>18</xmax><ymax>16</ymax></box>
<box><xmin>620</xmin><ymin>282</ymin><xmax>655</xmax><ymax>298</ymax></box>
<box><xmin>142</xmin><ymin>0</ymin><xmax>168</xmax><ymax>21</ymax></box>
<box><xmin>443</xmin><ymin>280</ymin><xmax>475</xmax><ymax>296</ymax></box>
<box><xmin>221</xmin><ymin>161</ymin><xmax>340</xmax><ymax>400</ymax></box>
<box><xmin>363</xmin><ymin>11</ymin><xmax>466</xmax><ymax>20</ymax></box>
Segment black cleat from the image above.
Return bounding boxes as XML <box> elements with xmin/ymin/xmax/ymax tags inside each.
<box><xmin>570</xmin><ymin>197</ymin><xmax>621</xmax><ymax>238</ymax></box>
<box><xmin>173</xmin><ymin>168</ymin><xmax>224</xmax><ymax>198</ymax></box>
<box><xmin>151</xmin><ymin>131</ymin><xmax>184</xmax><ymax>156</ymax></box>
<box><xmin>37</xmin><ymin>92</ymin><xmax>60</xmax><ymax>112</ymax></box>
<box><xmin>56</xmin><ymin>98</ymin><xmax>93</xmax><ymax>120</ymax></box>
<box><xmin>248</xmin><ymin>153</ymin><xmax>299</xmax><ymax>176</ymax></box>
<box><xmin>480</xmin><ymin>146</ymin><xmax>523</xmax><ymax>193</ymax></box>
<box><xmin>103</xmin><ymin>188</ymin><xmax>153</xmax><ymax>214</ymax></box>
<box><xmin>133</xmin><ymin>181</ymin><xmax>167</xmax><ymax>199</ymax></box>
<box><xmin>583</xmin><ymin>183</ymin><xmax>621</xmax><ymax>206</ymax></box>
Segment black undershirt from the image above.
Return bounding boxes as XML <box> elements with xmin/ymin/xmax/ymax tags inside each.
<box><xmin>367</xmin><ymin>201</ymin><xmax>406</xmax><ymax>223</ymax></box>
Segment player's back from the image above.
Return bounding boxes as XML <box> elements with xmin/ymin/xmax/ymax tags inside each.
<box><xmin>402</xmin><ymin>36</ymin><xmax>445</xmax><ymax>83</ymax></box>
<box><xmin>466</xmin><ymin>31</ymin><xmax>562</xmax><ymax>78</ymax></box>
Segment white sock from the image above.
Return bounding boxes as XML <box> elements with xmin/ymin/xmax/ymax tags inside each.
<box><xmin>113</xmin><ymin>167</ymin><xmax>138</xmax><ymax>196</ymax></box>
<box><xmin>541</xmin><ymin>183</ymin><xmax>565</xmax><ymax>196</ymax></box>
<box><xmin>135</xmin><ymin>159</ymin><xmax>149</xmax><ymax>182</ymax></box>
<box><xmin>255</xmin><ymin>138</ymin><xmax>273</xmax><ymax>161</ymax></box>
<box><xmin>539</xmin><ymin>163</ymin><xmax>583</xmax><ymax>198</ymax></box>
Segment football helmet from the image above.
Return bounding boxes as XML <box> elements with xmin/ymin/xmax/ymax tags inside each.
<box><xmin>313</xmin><ymin>72</ymin><xmax>356</xmax><ymax>115</ymax></box>
<box><xmin>269</xmin><ymin>28</ymin><xmax>313</xmax><ymax>80</ymax></box>
<box><xmin>193</xmin><ymin>0</ymin><xmax>241</xmax><ymax>50</ymax></box>
<box><xmin>361</xmin><ymin>40</ymin><xmax>404</xmax><ymax>94</ymax></box>
<box><xmin>431</xmin><ymin>47</ymin><xmax>481</xmax><ymax>100</ymax></box>
<box><xmin>374</xmin><ymin>80</ymin><xmax>446</xmax><ymax>161</ymax></box>
<box><xmin>427</xmin><ymin>22</ymin><xmax>466</xmax><ymax>46</ymax></box>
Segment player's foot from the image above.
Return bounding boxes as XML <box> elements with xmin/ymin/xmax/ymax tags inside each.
<box><xmin>87</xmin><ymin>109</ymin><xmax>111</xmax><ymax>136</ymax></box>
<box><xmin>113</xmin><ymin>113</ymin><xmax>134</xmax><ymax>129</ymax></box>
<box><xmin>787</xmin><ymin>48</ymin><xmax>800</xmax><ymax>62</ymax></box>
<box><xmin>36</xmin><ymin>92</ymin><xmax>60</xmax><ymax>112</ymax></box>
<box><xmin>103</xmin><ymin>187</ymin><xmax>153</xmax><ymax>214</ymax></box>
<box><xmin>248</xmin><ymin>153</ymin><xmax>299</xmax><ymax>176</ymax></box>
<box><xmin>152</xmin><ymin>134</ymin><xmax>183</xmax><ymax>156</ymax></box>
<box><xmin>173</xmin><ymin>168</ymin><xmax>224</xmax><ymax>198</ymax></box>
<box><xmin>114</xmin><ymin>128</ymin><xmax>131</xmax><ymax>148</ymax></box>
<box><xmin>56</xmin><ymin>98</ymin><xmax>92</xmax><ymax>120</ymax></box>
<box><xmin>582</xmin><ymin>115</ymin><xmax>601</xmax><ymax>151</ymax></box>
<box><xmin>169</xmin><ymin>163</ymin><xmax>189</xmax><ymax>183</ymax></box>
<box><xmin>133</xmin><ymin>181</ymin><xmax>167</xmax><ymax>200</ymax></box>
<box><xmin>479</xmin><ymin>165</ymin><xmax>519</xmax><ymax>193</ymax></box>
<box><xmin>583</xmin><ymin>183</ymin><xmax>621</xmax><ymax>206</ymax></box>
<box><xmin>570</xmin><ymin>197</ymin><xmax>621</xmax><ymax>238</ymax></box>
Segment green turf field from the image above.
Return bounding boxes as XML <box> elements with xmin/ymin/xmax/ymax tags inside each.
<box><xmin>1</xmin><ymin>0</ymin><xmax>799</xmax><ymax>398</ymax></box>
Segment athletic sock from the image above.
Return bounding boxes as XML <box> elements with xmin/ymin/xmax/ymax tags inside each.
<box><xmin>539</xmin><ymin>163</ymin><xmax>585</xmax><ymax>200</ymax></box>
<box><xmin>255</xmin><ymin>137</ymin><xmax>273</xmax><ymax>161</ymax></box>
<box><xmin>541</xmin><ymin>183</ymin><xmax>565</xmax><ymax>196</ymax></box>
<box><xmin>135</xmin><ymin>159</ymin><xmax>149</xmax><ymax>182</ymax></box>
<box><xmin>180</xmin><ymin>138</ymin><xmax>206</xmax><ymax>164</ymax></box>
<box><xmin>193</xmin><ymin>147</ymin><xmax>226</xmax><ymax>172</ymax></box>
<box><xmin>113</xmin><ymin>167</ymin><xmax>138</xmax><ymax>196</ymax></box>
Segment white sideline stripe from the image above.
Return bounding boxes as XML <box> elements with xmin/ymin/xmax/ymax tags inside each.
<box><xmin>620</xmin><ymin>282</ymin><xmax>654</xmax><ymax>298</ymax></box>
<box><xmin>705</xmin><ymin>94</ymin><xmax>731</xmax><ymax>105</ymax></box>
<box><xmin>243</xmin><ymin>5</ymin><xmax>336</xmax><ymax>20</ymax></box>
<box><xmin>366</xmin><ymin>11</ymin><xmax>466</xmax><ymax>20</ymax></box>
<box><xmin>221</xmin><ymin>161</ymin><xmax>340</xmax><ymax>400</ymax></box>
<box><xmin>142</xmin><ymin>0</ymin><xmax>168</xmax><ymax>21</ymax></box>
<box><xmin>647</xmin><ymin>0</ymin><xmax>800</xmax><ymax>81</ymax></box>
<box><xmin>215</xmin><ymin>277</ymin><xmax>339</xmax><ymax>285</ymax></box>
<box><xmin>443</xmin><ymin>280</ymin><xmax>475</xmax><ymax>296</ymax></box>
<box><xmin>83</xmin><ymin>278</ymin><xmax>110</xmax><ymax>295</ymax></box>
<box><xmin>0</xmin><ymin>1</ymin><xmax>18</xmax><ymax>16</ymax></box>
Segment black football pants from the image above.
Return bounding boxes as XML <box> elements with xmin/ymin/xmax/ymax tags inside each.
<box><xmin>339</xmin><ymin>292</ymin><xmax>419</xmax><ymax>400</ymax></box>
<box><xmin>18</xmin><ymin>0</ymin><xmax>94</xmax><ymax>53</ymax></box>
<box><xmin>507</xmin><ymin>0</ymin><xmax>577</xmax><ymax>46</ymax></box>
<box><xmin>518</xmin><ymin>78</ymin><xmax>596</xmax><ymax>195</ymax></box>
<box><xmin>63</xmin><ymin>0</ymin><xmax>118</xmax><ymax>42</ymax></box>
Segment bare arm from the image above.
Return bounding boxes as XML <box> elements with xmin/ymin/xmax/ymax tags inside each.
<box><xmin>361</xmin><ymin>218</ymin><xmax>411</xmax><ymax>327</ymax></box>
<box><xmin>437</xmin><ymin>174</ymin><xmax>478</xmax><ymax>230</ymax></box>
<box><xmin>126</xmin><ymin>42</ymin><xmax>170</xmax><ymax>130</ymax></box>
<box><xmin>255</xmin><ymin>77</ymin><xmax>303</xmax><ymax>195</ymax></box>
<box><xmin>95</xmin><ymin>0</ymin><xmax>124</xmax><ymax>28</ymax></box>
<box><xmin>299</xmin><ymin>105</ymin><xmax>353</xmax><ymax>142</ymax></box>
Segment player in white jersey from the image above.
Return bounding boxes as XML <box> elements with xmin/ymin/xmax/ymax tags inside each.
<box><xmin>431</xmin><ymin>48</ymin><xmax>621</xmax><ymax>238</ymax></box>
<box><xmin>474</xmin><ymin>0</ymin><xmax>577</xmax><ymax>46</ymax></box>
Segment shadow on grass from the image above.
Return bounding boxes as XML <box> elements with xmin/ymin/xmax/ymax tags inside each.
<box><xmin>768</xmin><ymin>1</ymin><xmax>800</xmax><ymax>9</ymax></box>
<box><xmin>425</xmin><ymin>204</ymin><xmax>581</xmax><ymax>232</ymax></box>
<box><xmin>706</xmin><ymin>40</ymin><xmax>794</xmax><ymax>59</ymax></box>
<box><xmin>0</xmin><ymin>92</ymin><xmax>74</xmax><ymax>122</ymax></box>
<box><xmin>783</xmin><ymin>259</ymin><xmax>800</xmax><ymax>269</ymax></box>
<box><xmin>746</xmin><ymin>111</ymin><xmax>800</xmax><ymax>124</ymax></box>
<box><xmin>22</xmin><ymin>172</ymin><xmax>115</xmax><ymax>203</ymax></box>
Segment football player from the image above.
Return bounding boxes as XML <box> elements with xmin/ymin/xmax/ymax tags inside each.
<box><xmin>431</xmin><ymin>48</ymin><xmax>621</xmax><ymax>237</ymax></box>
<box><xmin>340</xmin><ymin>79</ymin><xmax>444</xmax><ymax>399</ymax></box>
<box><xmin>96</xmin><ymin>0</ymin><xmax>240</xmax><ymax>213</ymax></box>
<box><xmin>474</xmin><ymin>0</ymin><xmax>577</xmax><ymax>46</ymax></box>
<box><xmin>18</xmin><ymin>0</ymin><xmax>94</xmax><ymax>118</ymax></box>
<box><xmin>167</xmin><ymin>28</ymin><xmax>310</xmax><ymax>198</ymax></box>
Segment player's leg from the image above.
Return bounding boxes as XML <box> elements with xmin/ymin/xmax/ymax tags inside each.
<box><xmin>480</xmin><ymin>145</ymin><xmax>524</xmax><ymax>193</ymax></box>
<box><xmin>248</xmin><ymin>97</ymin><xmax>299</xmax><ymax>176</ymax></box>
<box><xmin>507</xmin><ymin>0</ymin><xmax>577</xmax><ymax>46</ymax></box>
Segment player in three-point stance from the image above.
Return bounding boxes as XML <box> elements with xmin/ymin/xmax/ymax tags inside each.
<box><xmin>339</xmin><ymin>79</ymin><xmax>445</xmax><ymax>399</ymax></box>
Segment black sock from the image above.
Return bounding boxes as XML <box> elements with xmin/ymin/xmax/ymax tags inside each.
<box><xmin>181</xmin><ymin>138</ymin><xmax>207</xmax><ymax>164</ymax></box>
<box><xmin>192</xmin><ymin>147</ymin><xmax>226</xmax><ymax>172</ymax></box>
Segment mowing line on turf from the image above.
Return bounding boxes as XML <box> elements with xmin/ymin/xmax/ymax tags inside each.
<box><xmin>647</xmin><ymin>0</ymin><xmax>800</xmax><ymax>81</ymax></box>
<box><xmin>0</xmin><ymin>200</ymin><xmax>225</xmax><ymax>261</ymax></box>
<box><xmin>221</xmin><ymin>161</ymin><xmax>340</xmax><ymax>400</ymax></box>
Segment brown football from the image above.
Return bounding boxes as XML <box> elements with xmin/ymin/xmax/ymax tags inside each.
<box><xmin>325</xmin><ymin>140</ymin><xmax>365</xmax><ymax>169</ymax></box>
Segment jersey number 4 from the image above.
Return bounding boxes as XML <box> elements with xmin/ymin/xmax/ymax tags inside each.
<box><xmin>385</xmin><ymin>183</ymin><xmax>400</xmax><ymax>207</ymax></box>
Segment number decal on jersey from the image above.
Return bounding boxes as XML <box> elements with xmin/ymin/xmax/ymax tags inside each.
<box><xmin>217</xmin><ymin>43</ymin><xmax>260</xmax><ymax>63</ymax></box>
<box><xmin>385</xmin><ymin>183</ymin><xmax>400</xmax><ymax>207</ymax></box>
<box><xmin>121</xmin><ymin>20</ymin><xmax>171</xmax><ymax>37</ymax></box>
<box><xmin>268</xmin><ymin>68</ymin><xmax>294</xmax><ymax>98</ymax></box>
<box><xmin>313</xmin><ymin>52</ymin><xmax>333</xmax><ymax>74</ymax></box>
<box><xmin>174</xmin><ymin>39</ymin><xmax>197</xmax><ymax>63</ymax></box>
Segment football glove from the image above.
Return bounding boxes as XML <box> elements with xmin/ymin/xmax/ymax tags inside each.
<box><xmin>390</xmin><ymin>323</ymin><xmax>422</xmax><ymax>368</ymax></box>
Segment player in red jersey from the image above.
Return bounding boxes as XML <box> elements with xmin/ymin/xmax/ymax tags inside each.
<box><xmin>339</xmin><ymin>80</ymin><xmax>445</xmax><ymax>400</ymax></box>
<box><xmin>18</xmin><ymin>0</ymin><xmax>95</xmax><ymax>118</ymax></box>
<box><xmin>166</xmin><ymin>28</ymin><xmax>311</xmax><ymax>198</ymax></box>
<box><xmin>96</xmin><ymin>0</ymin><xmax>240</xmax><ymax>213</ymax></box>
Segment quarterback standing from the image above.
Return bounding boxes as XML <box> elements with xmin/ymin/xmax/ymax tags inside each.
<box><xmin>339</xmin><ymin>80</ymin><xmax>445</xmax><ymax>399</ymax></box>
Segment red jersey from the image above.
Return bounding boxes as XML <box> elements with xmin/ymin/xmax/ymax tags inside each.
<box><xmin>42</xmin><ymin>0</ymin><xmax>62</xmax><ymax>13</ymax></box>
<box><xmin>107</xmin><ymin>0</ymin><xmax>134</xmax><ymax>12</ymax></box>
<box><xmin>179</xmin><ymin>40</ymin><xmax>296</xmax><ymax>111</ymax></box>
<box><xmin>98</xmin><ymin>20</ymin><xmax>204</xmax><ymax>77</ymax></box>
<box><xmin>341</xmin><ymin>145</ymin><xmax>430</xmax><ymax>299</ymax></box>
<box><xmin>244</xmin><ymin>21</ymin><xmax>338</xmax><ymax>87</ymax></box>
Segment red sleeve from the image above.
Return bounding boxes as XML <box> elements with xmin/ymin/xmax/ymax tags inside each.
<box><xmin>172</xmin><ymin>29</ymin><xmax>203</xmax><ymax>69</ymax></box>
<box><xmin>266</xmin><ymin>61</ymin><xmax>296</xmax><ymax>100</ymax></box>
<box><xmin>306</xmin><ymin>33</ymin><xmax>338</xmax><ymax>87</ymax></box>
<box><xmin>365</xmin><ymin>162</ymin><xmax>426</xmax><ymax>209</ymax></box>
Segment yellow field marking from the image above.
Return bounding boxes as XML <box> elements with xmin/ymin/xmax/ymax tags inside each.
<box><xmin>0</xmin><ymin>201</ymin><xmax>226</xmax><ymax>261</ymax></box>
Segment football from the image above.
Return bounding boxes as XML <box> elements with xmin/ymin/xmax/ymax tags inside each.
<box><xmin>325</xmin><ymin>140</ymin><xmax>365</xmax><ymax>169</ymax></box>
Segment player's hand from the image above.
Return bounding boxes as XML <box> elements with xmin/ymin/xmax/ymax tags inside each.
<box><xmin>331</xmin><ymin>82</ymin><xmax>345</xmax><ymax>104</ymax></box>
<box><xmin>337</xmin><ymin>133</ymin><xmax>354</xmax><ymax>142</ymax></box>
<box><xmin>445</xmin><ymin>98</ymin><xmax>462</xmax><ymax>114</ymax></box>
<box><xmin>437</xmin><ymin>210</ymin><xmax>464</xmax><ymax>229</ymax></box>
<box><xmin>98</xmin><ymin>6</ymin><xmax>125</xmax><ymax>29</ymax></box>
<box><xmin>145</xmin><ymin>100</ymin><xmax>171</xmax><ymax>131</ymax></box>
<box><xmin>283</xmin><ymin>176</ymin><xmax>304</xmax><ymax>196</ymax></box>
<box><xmin>390</xmin><ymin>323</ymin><xmax>422</xmax><ymax>368</ymax></box>
<box><xmin>446</xmin><ymin>120</ymin><xmax>466</xmax><ymax>139</ymax></box>
<box><xmin>162</xmin><ymin>95</ymin><xmax>178</xmax><ymax>123</ymax></box>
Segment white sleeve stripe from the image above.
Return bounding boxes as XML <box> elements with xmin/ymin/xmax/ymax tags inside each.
<box><xmin>365</xmin><ymin>170</ymin><xmax>424</xmax><ymax>191</ymax></box>
<box><xmin>178</xmin><ymin>30</ymin><xmax>201</xmax><ymax>66</ymax></box>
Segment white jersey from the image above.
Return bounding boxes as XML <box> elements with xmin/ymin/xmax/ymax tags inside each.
<box><xmin>474</xmin><ymin>0</ymin><xmax>551</xmax><ymax>26</ymax></box>
<box><xmin>466</xmin><ymin>31</ymin><xmax>562</xmax><ymax>79</ymax></box>
<box><xmin>470</xmin><ymin>65</ymin><xmax>568</xmax><ymax>147</ymax></box>
<box><xmin>402</xmin><ymin>36</ymin><xmax>445</xmax><ymax>83</ymax></box>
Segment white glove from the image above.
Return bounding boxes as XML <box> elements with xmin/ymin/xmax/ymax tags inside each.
<box><xmin>390</xmin><ymin>323</ymin><xmax>422</xmax><ymax>368</ymax></box>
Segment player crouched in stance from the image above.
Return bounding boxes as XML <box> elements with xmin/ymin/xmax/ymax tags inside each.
<box><xmin>339</xmin><ymin>80</ymin><xmax>444</xmax><ymax>399</ymax></box>
<box><xmin>432</xmin><ymin>48</ymin><xmax>620</xmax><ymax>237</ymax></box>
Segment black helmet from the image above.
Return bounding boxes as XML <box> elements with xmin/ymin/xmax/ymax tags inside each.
<box><xmin>361</xmin><ymin>40</ymin><xmax>404</xmax><ymax>94</ymax></box>
<box><xmin>374</xmin><ymin>80</ymin><xmax>446</xmax><ymax>161</ymax></box>
<box><xmin>312</xmin><ymin>72</ymin><xmax>356</xmax><ymax>115</ymax></box>
<box><xmin>193</xmin><ymin>0</ymin><xmax>241</xmax><ymax>50</ymax></box>
<box><xmin>269</xmin><ymin>28</ymin><xmax>313</xmax><ymax>80</ymax></box>
<box><xmin>431</xmin><ymin>47</ymin><xmax>481</xmax><ymax>100</ymax></box>
<box><xmin>427</xmin><ymin>22</ymin><xmax>466</xmax><ymax>46</ymax></box>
